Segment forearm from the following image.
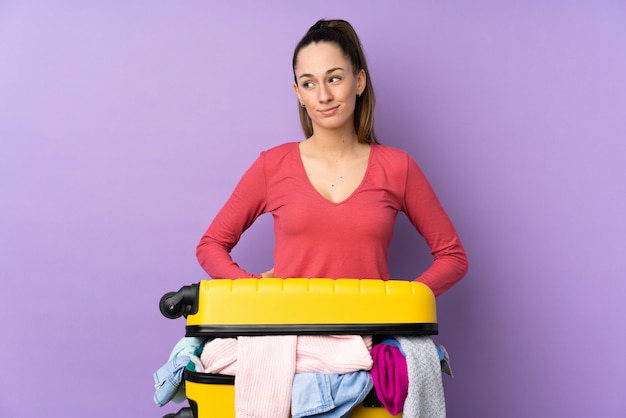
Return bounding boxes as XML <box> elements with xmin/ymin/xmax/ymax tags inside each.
<box><xmin>414</xmin><ymin>242</ymin><xmax>468</xmax><ymax>296</ymax></box>
<box><xmin>196</xmin><ymin>235</ymin><xmax>260</xmax><ymax>279</ymax></box>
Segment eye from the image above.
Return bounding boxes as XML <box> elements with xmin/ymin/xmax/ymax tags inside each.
<box><xmin>301</xmin><ymin>81</ymin><xmax>314</xmax><ymax>89</ymax></box>
<box><xmin>329</xmin><ymin>76</ymin><xmax>342</xmax><ymax>83</ymax></box>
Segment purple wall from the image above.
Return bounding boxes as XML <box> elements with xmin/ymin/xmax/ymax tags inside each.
<box><xmin>1</xmin><ymin>1</ymin><xmax>625</xmax><ymax>417</ymax></box>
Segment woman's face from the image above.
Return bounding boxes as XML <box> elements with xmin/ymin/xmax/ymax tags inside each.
<box><xmin>293</xmin><ymin>42</ymin><xmax>365</xmax><ymax>135</ymax></box>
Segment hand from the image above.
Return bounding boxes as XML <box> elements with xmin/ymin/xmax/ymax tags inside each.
<box><xmin>260</xmin><ymin>267</ymin><xmax>275</xmax><ymax>278</ymax></box>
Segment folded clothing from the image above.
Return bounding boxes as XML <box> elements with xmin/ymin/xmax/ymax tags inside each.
<box><xmin>153</xmin><ymin>337</ymin><xmax>207</xmax><ymax>407</ymax></box>
<box><xmin>200</xmin><ymin>335</ymin><xmax>373</xmax><ymax>375</ymax></box>
<box><xmin>153</xmin><ymin>356</ymin><xmax>190</xmax><ymax>407</ymax></box>
<box><xmin>371</xmin><ymin>343</ymin><xmax>408</xmax><ymax>416</ymax></box>
<box><xmin>291</xmin><ymin>371</ymin><xmax>373</xmax><ymax>418</ymax></box>
<box><xmin>201</xmin><ymin>335</ymin><xmax>374</xmax><ymax>418</ymax></box>
<box><xmin>397</xmin><ymin>336</ymin><xmax>446</xmax><ymax>418</ymax></box>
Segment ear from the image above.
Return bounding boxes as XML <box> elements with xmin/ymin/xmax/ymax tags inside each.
<box><xmin>356</xmin><ymin>69</ymin><xmax>366</xmax><ymax>96</ymax></box>
<box><xmin>293</xmin><ymin>82</ymin><xmax>303</xmax><ymax>105</ymax></box>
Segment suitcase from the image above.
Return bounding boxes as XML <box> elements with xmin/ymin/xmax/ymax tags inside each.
<box><xmin>159</xmin><ymin>278</ymin><xmax>438</xmax><ymax>418</ymax></box>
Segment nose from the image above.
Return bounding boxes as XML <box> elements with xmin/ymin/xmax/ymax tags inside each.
<box><xmin>317</xmin><ymin>83</ymin><xmax>333</xmax><ymax>103</ymax></box>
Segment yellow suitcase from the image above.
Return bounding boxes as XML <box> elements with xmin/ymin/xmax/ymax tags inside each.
<box><xmin>159</xmin><ymin>278</ymin><xmax>438</xmax><ymax>418</ymax></box>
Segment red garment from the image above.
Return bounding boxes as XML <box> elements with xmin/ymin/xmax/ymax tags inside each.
<box><xmin>197</xmin><ymin>142</ymin><xmax>467</xmax><ymax>296</ymax></box>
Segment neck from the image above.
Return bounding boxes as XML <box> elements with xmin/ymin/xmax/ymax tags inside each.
<box><xmin>307</xmin><ymin>127</ymin><xmax>360</xmax><ymax>157</ymax></box>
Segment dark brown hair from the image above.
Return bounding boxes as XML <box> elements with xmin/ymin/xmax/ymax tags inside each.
<box><xmin>292</xmin><ymin>19</ymin><xmax>378</xmax><ymax>144</ymax></box>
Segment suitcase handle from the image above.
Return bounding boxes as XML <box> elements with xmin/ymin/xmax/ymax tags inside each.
<box><xmin>159</xmin><ymin>284</ymin><xmax>199</xmax><ymax>319</ymax></box>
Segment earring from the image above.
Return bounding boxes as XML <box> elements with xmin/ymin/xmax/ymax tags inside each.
<box><xmin>300</xmin><ymin>103</ymin><xmax>306</xmax><ymax>108</ymax></box>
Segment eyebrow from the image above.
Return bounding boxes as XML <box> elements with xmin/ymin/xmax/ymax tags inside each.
<box><xmin>298</xmin><ymin>67</ymin><xmax>345</xmax><ymax>80</ymax></box>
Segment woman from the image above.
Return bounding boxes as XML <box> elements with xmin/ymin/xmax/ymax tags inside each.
<box><xmin>195</xmin><ymin>19</ymin><xmax>468</xmax><ymax>418</ymax></box>
<box><xmin>197</xmin><ymin>19</ymin><xmax>468</xmax><ymax>297</ymax></box>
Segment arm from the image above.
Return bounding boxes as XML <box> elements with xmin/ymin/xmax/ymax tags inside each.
<box><xmin>402</xmin><ymin>156</ymin><xmax>468</xmax><ymax>296</ymax></box>
<box><xmin>196</xmin><ymin>154</ymin><xmax>268</xmax><ymax>279</ymax></box>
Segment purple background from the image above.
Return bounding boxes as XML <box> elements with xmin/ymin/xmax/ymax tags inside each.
<box><xmin>1</xmin><ymin>1</ymin><xmax>625</xmax><ymax>417</ymax></box>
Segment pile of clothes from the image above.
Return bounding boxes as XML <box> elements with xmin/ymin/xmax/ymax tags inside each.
<box><xmin>153</xmin><ymin>335</ymin><xmax>452</xmax><ymax>418</ymax></box>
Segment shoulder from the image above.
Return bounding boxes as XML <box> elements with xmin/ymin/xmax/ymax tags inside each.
<box><xmin>259</xmin><ymin>142</ymin><xmax>299</xmax><ymax>163</ymax></box>
<box><xmin>252</xmin><ymin>142</ymin><xmax>302</xmax><ymax>181</ymax></box>
<box><xmin>372</xmin><ymin>143</ymin><xmax>414</xmax><ymax>168</ymax></box>
<box><xmin>371</xmin><ymin>144</ymin><xmax>428</xmax><ymax>187</ymax></box>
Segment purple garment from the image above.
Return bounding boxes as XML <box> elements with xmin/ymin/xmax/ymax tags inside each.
<box><xmin>371</xmin><ymin>343</ymin><xmax>409</xmax><ymax>415</ymax></box>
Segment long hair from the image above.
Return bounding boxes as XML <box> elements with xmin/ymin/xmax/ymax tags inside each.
<box><xmin>292</xmin><ymin>19</ymin><xmax>378</xmax><ymax>144</ymax></box>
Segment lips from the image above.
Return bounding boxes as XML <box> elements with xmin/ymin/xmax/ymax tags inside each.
<box><xmin>318</xmin><ymin>106</ymin><xmax>339</xmax><ymax>116</ymax></box>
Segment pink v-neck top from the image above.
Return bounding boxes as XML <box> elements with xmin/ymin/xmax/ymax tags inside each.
<box><xmin>197</xmin><ymin>142</ymin><xmax>468</xmax><ymax>296</ymax></box>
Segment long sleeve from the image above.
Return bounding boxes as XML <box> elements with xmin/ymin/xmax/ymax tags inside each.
<box><xmin>196</xmin><ymin>154</ymin><xmax>268</xmax><ymax>279</ymax></box>
<box><xmin>196</xmin><ymin>142</ymin><xmax>468</xmax><ymax>295</ymax></box>
<box><xmin>402</xmin><ymin>156</ymin><xmax>468</xmax><ymax>296</ymax></box>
